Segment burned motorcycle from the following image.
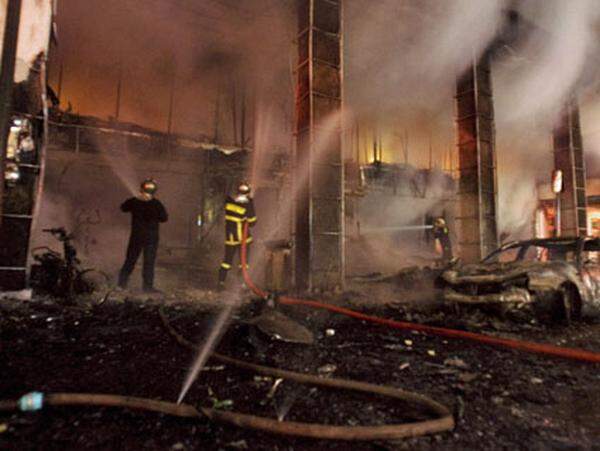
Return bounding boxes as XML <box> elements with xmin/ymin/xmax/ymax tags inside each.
<box><xmin>30</xmin><ymin>227</ymin><xmax>109</xmax><ymax>301</ymax></box>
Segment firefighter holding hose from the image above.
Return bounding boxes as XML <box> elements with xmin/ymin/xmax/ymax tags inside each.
<box><xmin>432</xmin><ymin>217</ymin><xmax>453</xmax><ymax>263</ymax></box>
<box><xmin>218</xmin><ymin>182</ymin><xmax>257</xmax><ymax>290</ymax></box>
<box><xmin>118</xmin><ymin>178</ymin><xmax>168</xmax><ymax>292</ymax></box>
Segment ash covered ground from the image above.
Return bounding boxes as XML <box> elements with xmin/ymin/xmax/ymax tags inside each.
<box><xmin>1</xmin><ymin>287</ymin><xmax>599</xmax><ymax>450</ymax></box>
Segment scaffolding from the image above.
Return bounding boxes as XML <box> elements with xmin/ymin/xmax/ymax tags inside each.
<box><xmin>454</xmin><ymin>53</ymin><xmax>499</xmax><ymax>263</ymax></box>
<box><xmin>294</xmin><ymin>0</ymin><xmax>344</xmax><ymax>291</ymax></box>
<box><xmin>553</xmin><ymin>99</ymin><xmax>588</xmax><ymax>237</ymax></box>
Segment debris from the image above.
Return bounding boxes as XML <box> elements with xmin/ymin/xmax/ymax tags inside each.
<box><xmin>253</xmin><ymin>375</ymin><xmax>272</xmax><ymax>383</ymax></box>
<box><xmin>438</xmin><ymin>369</ymin><xmax>460</xmax><ymax>375</ymax></box>
<box><xmin>267</xmin><ymin>378</ymin><xmax>284</xmax><ymax>399</ymax></box>
<box><xmin>335</xmin><ymin>342</ymin><xmax>368</xmax><ymax>349</ymax></box>
<box><xmin>226</xmin><ymin>440</ymin><xmax>248</xmax><ymax>450</ymax></box>
<box><xmin>201</xmin><ymin>365</ymin><xmax>225</xmax><ymax>372</ymax></box>
<box><xmin>208</xmin><ymin>387</ymin><xmax>234</xmax><ymax>410</ymax></box>
<box><xmin>530</xmin><ymin>377</ymin><xmax>544</xmax><ymax>385</ymax></box>
<box><xmin>383</xmin><ymin>344</ymin><xmax>405</xmax><ymax>351</ymax></box>
<box><xmin>455</xmin><ymin>396</ymin><xmax>465</xmax><ymax>420</ymax></box>
<box><xmin>211</xmin><ymin>398</ymin><xmax>233</xmax><ymax>410</ymax></box>
<box><xmin>444</xmin><ymin>358</ymin><xmax>469</xmax><ymax>369</ymax></box>
<box><xmin>317</xmin><ymin>364</ymin><xmax>337</xmax><ymax>374</ymax></box>
<box><xmin>399</xmin><ymin>362</ymin><xmax>410</xmax><ymax>370</ymax></box>
<box><xmin>171</xmin><ymin>443</ymin><xmax>185</xmax><ymax>450</ymax></box>
<box><xmin>510</xmin><ymin>407</ymin><xmax>525</xmax><ymax>418</ymax></box>
<box><xmin>248</xmin><ymin>309</ymin><xmax>314</xmax><ymax>344</ymax></box>
<box><xmin>458</xmin><ymin>372</ymin><xmax>478</xmax><ymax>383</ymax></box>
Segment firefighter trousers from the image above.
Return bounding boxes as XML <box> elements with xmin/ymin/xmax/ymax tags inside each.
<box><xmin>218</xmin><ymin>243</ymin><xmax>251</xmax><ymax>284</ymax></box>
<box><xmin>118</xmin><ymin>239</ymin><xmax>158</xmax><ymax>290</ymax></box>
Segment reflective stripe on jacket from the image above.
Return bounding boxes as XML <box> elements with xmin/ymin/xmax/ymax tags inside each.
<box><xmin>224</xmin><ymin>196</ymin><xmax>257</xmax><ymax>245</ymax></box>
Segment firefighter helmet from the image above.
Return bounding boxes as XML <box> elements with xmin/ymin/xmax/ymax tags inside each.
<box><xmin>237</xmin><ymin>182</ymin><xmax>251</xmax><ymax>195</ymax></box>
<box><xmin>141</xmin><ymin>178</ymin><xmax>158</xmax><ymax>195</ymax></box>
<box><xmin>434</xmin><ymin>217</ymin><xmax>446</xmax><ymax>227</ymax></box>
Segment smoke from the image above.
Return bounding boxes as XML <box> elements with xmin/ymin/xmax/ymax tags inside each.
<box><xmin>46</xmin><ymin>0</ymin><xmax>600</xmax><ymax>275</ymax></box>
<box><xmin>345</xmin><ymin>0</ymin><xmax>600</xmax><ymax>241</ymax></box>
<box><xmin>494</xmin><ymin>0</ymin><xmax>600</xmax><ymax>124</ymax></box>
<box><xmin>349</xmin><ymin>168</ymin><xmax>453</xmax><ymax>273</ymax></box>
<box><xmin>493</xmin><ymin>0</ymin><xmax>600</xmax><ymax>237</ymax></box>
<box><xmin>344</xmin><ymin>0</ymin><xmax>506</xmax><ymax>120</ymax></box>
<box><xmin>51</xmin><ymin>0</ymin><xmax>295</xmax><ymax>144</ymax></box>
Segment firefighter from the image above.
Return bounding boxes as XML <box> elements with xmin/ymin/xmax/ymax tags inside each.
<box><xmin>118</xmin><ymin>178</ymin><xmax>168</xmax><ymax>292</ymax></box>
<box><xmin>218</xmin><ymin>182</ymin><xmax>257</xmax><ymax>289</ymax></box>
<box><xmin>432</xmin><ymin>217</ymin><xmax>453</xmax><ymax>263</ymax></box>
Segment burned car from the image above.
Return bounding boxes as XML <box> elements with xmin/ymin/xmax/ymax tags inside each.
<box><xmin>441</xmin><ymin>237</ymin><xmax>600</xmax><ymax>322</ymax></box>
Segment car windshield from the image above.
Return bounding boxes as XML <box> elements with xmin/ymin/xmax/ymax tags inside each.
<box><xmin>483</xmin><ymin>240</ymin><xmax>579</xmax><ymax>263</ymax></box>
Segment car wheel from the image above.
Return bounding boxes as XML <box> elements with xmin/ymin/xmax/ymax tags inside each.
<box><xmin>553</xmin><ymin>285</ymin><xmax>581</xmax><ymax>325</ymax></box>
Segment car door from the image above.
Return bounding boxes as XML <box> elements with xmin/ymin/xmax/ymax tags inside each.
<box><xmin>579</xmin><ymin>239</ymin><xmax>600</xmax><ymax>305</ymax></box>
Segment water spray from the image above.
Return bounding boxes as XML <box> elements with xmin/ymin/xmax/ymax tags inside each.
<box><xmin>176</xmin><ymin>294</ymin><xmax>239</xmax><ymax>405</ymax></box>
<box><xmin>360</xmin><ymin>224</ymin><xmax>433</xmax><ymax>235</ymax></box>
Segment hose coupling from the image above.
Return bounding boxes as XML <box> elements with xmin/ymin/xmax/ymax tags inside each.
<box><xmin>18</xmin><ymin>392</ymin><xmax>44</xmax><ymax>411</ymax></box>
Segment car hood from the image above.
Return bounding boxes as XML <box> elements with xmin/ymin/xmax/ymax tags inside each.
<box><xmin>442</xmin><ymin>260</ymin><xmax>574</xmax><ymax>285</ymax></box>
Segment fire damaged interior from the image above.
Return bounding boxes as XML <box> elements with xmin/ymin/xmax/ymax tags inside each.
<box><xmin>1</xmin><ymin>1</ymin><xmax>600</xmax><ymax>450</ymax></box>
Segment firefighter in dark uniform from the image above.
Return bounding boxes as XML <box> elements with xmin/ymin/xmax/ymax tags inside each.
<box><xmin>218</xmin><ymin>182</ymin><xmax>257</xmax><ymax>289</ymax></box>
<box><xmin>432</xmin><ymin>217</ymin><xmax>453</xmax><ymax>263</ymax></box>
<box><xmin>118</xmin><ymin>179</ymin><xmax>168</xmax><ymax>292</ymax></box>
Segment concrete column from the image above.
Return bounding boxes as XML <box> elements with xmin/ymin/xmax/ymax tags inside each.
<box><xmin>553</xmin><ymin>99</ymin><xmax>587</xmax><ymax>236</ymax></box>
<box><xmin>454</xmin><ymin>53</ymin><xmax>498</xmax><ymax>262</ymax></box>
<box><xmin>294</xmin><ymin>0</ymin><xmax>344</xmax><ymax>291</ymax></box>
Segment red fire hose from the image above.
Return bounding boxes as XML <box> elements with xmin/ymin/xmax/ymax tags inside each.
<box><xmin>240</xmin><ymin>224</ymin><xmax>600</xmax><ymax>364</ymax></box>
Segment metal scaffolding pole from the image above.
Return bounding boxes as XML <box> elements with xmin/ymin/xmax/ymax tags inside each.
<box><xmin>294</xmin><ymin>0</ymin><xmax>344</xmax><ymax>291</ymax></box>
<box><xmin>553</xmin><ymin>99</ymin><xmax>587</xmax><ymax>237</ymax></box>
<box><xmin>454</xmin><ymin>53</ymin><xmax>498</xmax><ymax>262</ymax></box>
<box><xmin>0</xmin><ymin>0</ymin><xmax>22</xmax><ymax>227</ymax></box>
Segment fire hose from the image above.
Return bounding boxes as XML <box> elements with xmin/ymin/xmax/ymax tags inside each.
<box><xmin>5</xmin><ymin>225</ymin><xmax>600</xmax><ymax>443</ymax></box>
<box><xmin>0</xmin><ymin>310</ymin><xmax>455</xmax><ymax>442</ymax></box>
<box><xmin>240</xmin><ymin>224</ymin><xmax>600</xmax><ymax>364</ymax></box>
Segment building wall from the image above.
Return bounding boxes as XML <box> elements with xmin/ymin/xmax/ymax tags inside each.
<box><xmin>31</xmin><ymin>123</ymin><xmax>207</xmax><ymax>279</ymax></box>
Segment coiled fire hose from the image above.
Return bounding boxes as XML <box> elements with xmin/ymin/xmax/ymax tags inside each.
<box><xmin>0</xmin><ymin>310</ymin><xmax>455</xmax><ymax>442</ymax></box>
<box><xmin>240</xmin><ymin>224</ymin><xmax>600</xmax><ymax>364</ymax></box>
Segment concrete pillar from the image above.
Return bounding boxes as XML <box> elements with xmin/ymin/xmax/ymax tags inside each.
<box><xmin>454</xmin><ymin>53</ymin><xmax>498</xmax><ymax>262</ymax></box>
<box><xmin>294</xmin><ymin>0</ymin><xmax>344</xmax><ymax>291</ymax></box>
<box><xmin>553</xmin><ymin>99</ymin><xmax>587</xmax><ymax>236</ymax></box>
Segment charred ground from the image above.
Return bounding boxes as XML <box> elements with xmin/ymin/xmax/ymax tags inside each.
<box><xmin>1</xmin><ymin>292</ymin><xmax>599</xmax><ymax>450</ymax></box>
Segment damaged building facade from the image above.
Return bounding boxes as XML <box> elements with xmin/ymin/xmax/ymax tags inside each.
<box><xmin>4</xmin><ymin>2</ymin><xmax>600</xmax><ymax>449</ymax></box>
<box><xmin>0</xmin><ymin>2</ymin><xmax>598</xmax><ymax>293</ymax></box>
